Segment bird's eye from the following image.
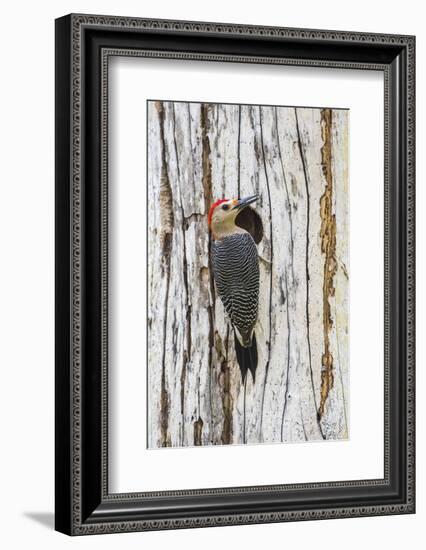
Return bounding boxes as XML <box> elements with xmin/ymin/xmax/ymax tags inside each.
<box><xmin>222</xmin><ymin>204</ymin><xmax>229</xmax><ymax>211</ymax></box>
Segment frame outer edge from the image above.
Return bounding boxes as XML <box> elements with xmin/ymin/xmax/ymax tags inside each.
<box><xmin>55</xmin><ymin>14</ymin><xmax>73</xmax><ymax>536</ymax></box>
<box><xmin>60</xmin><ymin>13</ymin><xmax>415</xmax><ymax>535</ymax></box>
<box><xmin>70</xmin><ymin>12</ymin><xmax>84</xmax><ymax>536</ymax></box>
<box><xmin>405</xmin><ymin>35</ymin><xmax>415</xmax><ymax>513</ymax></box>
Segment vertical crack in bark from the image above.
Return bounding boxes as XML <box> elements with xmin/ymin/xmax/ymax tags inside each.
<box><xmin>294</xmin><ymin>108</ymin><xmax>325</xmax><ymax>438</ymax></box>
<box><xmin>193</xmin><ymin>417</ymin><xmax>204</xmax><ymax>446</ymax></box>
<box><xmin>155</xmin><ymin>101</ymin><xmax>175</xmax><ymax>447</ymax></box>
<box><xmin>180</xmin><ymin>356</ymin><xmax>187</xmax><ymax>445</ymax></box>
<box><xmin>258</xmin><ymin>106</ymin><xmax>274</xmax><ymax>441</ymax></box>
<box><xmin>201</xmin><ymin>103</ymin><xmax>215</xmax><ymax>441</ymax></box>
<box><xmin>275</xmin><ymin>108</ymin><xmax>295</xmax><ymax>442</ymax></box>
<box><xmin>280</xmin><ymin>270</ymin><xmax>291</xmax><ymax>442</ymax></box>
<box><xmin>299</xmin><ymin>400</ymin><xmax>308</xmax><ymax>441</ymax></box>
<box><xmin>243</xmin><ymin>376</ymin><xmax>247</xmax><ymax>444</ymax></box>
<box><xmin>221</xmin><ymin>325</ymin><xmax>233</xmax><ymax>444</ymax></box>
<box><xmin>194</xmin><ymin>379</ymin><xmax>203</xmax><ymax>445</ymax></box>
<box><xmin>172</xmin><ymin>104</ymin><xmax>181</xmax><ymax>181</ymax></box>
<box><xmin>318</xmin><ymin>108</ymin><xmax>337</xmax><ymax>420</ymax></box>
<box><xmin>171</xmin><ymin>104</ymin><xmax>190</xmax><ymax>446</ymax></box>
<box><xmin>187</xmin><ymin>103</ymin><xmax>193</xmax><ymax>160</ymax></box>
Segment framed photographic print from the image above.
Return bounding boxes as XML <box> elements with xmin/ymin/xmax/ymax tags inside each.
<box><xmin>55</xmin><ymin>14</ymin><xmax>415</xmax><ymax>535</ymax></box>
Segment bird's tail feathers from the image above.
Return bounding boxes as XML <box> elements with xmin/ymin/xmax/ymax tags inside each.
<box><xmin>234</xmin><ymin>331</ymin><xmax>258</xmax><ymax>383</ymax></box>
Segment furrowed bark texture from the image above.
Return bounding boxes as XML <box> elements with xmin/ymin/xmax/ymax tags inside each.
<box><xmin>147</xmin><ymin>101</ymin><xmax>349</xmax><ymax>448</ymax></box>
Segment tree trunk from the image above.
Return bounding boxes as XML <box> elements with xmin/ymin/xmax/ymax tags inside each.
<box><xmin>147</xmin><ymin>101</ymin><xmax>349</xmax><ymax>448</ymax></box>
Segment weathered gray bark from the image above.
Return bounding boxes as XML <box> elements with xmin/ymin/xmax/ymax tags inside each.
<box><xmin>147</xmin><ymin>101</ymin><xmax>349</xmax><ymax>448</ymax></box>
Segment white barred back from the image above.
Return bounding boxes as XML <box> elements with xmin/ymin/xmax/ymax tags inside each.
<box><xmin>211</xmin><ymin>233</ymin><xmax>259</xmax><ymax>343</ymax></box>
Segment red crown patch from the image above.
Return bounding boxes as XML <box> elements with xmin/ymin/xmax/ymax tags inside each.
<box><xmin>208</xmin><ymin>199</ymin><xmax>228</xmax><ymax>226</ymax></box>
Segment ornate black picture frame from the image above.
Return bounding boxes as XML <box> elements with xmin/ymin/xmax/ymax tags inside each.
<box><xmin>55</xmin><ymin>13</ymin><xmax>415</xmax><ymax>535</ymax></box>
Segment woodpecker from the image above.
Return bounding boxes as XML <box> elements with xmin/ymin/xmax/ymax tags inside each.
<box><xmin>209</xmin><ymin>195</ymin><xmax>262</xmax><ymax>382</ymax></box>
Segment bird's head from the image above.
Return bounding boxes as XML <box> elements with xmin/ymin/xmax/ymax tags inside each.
<box><xmin>208</xmin><ymin>195</ymin><xmax>258</xmax><ymax>239</ymax></box>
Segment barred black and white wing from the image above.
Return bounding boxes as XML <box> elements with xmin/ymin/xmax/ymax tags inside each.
<box><xmin>211</xmin><ymin>233</ymin><xmax>259</xmax><ymax>345</ymax></box>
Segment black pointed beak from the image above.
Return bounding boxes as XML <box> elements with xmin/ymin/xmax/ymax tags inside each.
<box><xmin>232</xmin><ymin>195</ymin><xmax>258</xmax><ymax>211</ymax></box>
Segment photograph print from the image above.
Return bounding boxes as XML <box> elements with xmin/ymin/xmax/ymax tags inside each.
<box><xmin>147</xmin><ymin>100</ymin><xmax>349</xmax><ymax>449</ymax></box>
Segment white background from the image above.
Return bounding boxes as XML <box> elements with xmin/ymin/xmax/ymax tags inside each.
<box><xmin>110</xmin><ymin>58</ymin><xmax>384</xmax><ymax>492</ymax></box>
<box><xmin>0</xmin><ymin>0</ymin><xmax>423</xmax><ymax>549</ymax></box>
